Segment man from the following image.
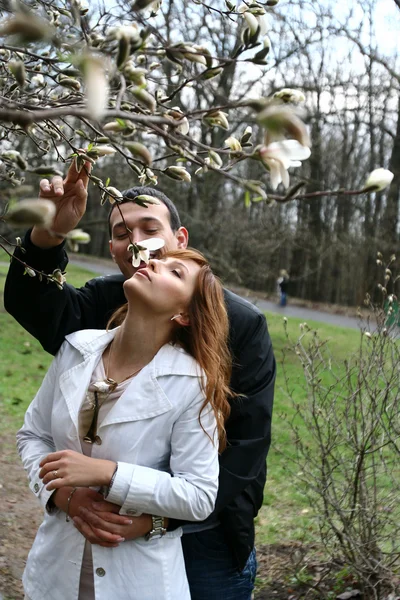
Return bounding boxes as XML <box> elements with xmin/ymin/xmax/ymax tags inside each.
<box><xmin>5</xmin><ymin>160</ymin><xmax>275</xmax><ymax>600</ymax></box>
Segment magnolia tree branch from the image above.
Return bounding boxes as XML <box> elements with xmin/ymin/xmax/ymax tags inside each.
<box><xmin>0</xmin><ymin>107</ymin><xmax>173</xmax><ymax>127</ymax></box>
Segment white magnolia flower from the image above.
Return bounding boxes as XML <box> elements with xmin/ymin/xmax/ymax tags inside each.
<box><xmin>225</xmin><ymin>136</ymin><xmax>242</xmax><ymax>152</ymax></box>
<box><xmin>259</xmin><ymin>140</ymin><xmax>311</xmax><ymax>190</ymax></box>
<box><xmin>51</xmin><ymin>269</ymin><xmax>67</xmax><ymax>291</ymax></box>
<box><xmin>66</xmin><ymin>229</ymin><xmax>91</xmax><ymax>244</ymax></box>
<box><xmin>84</xmin><ymin>54</ymin><xmax>109</xmax><ymax>121</ymax></box>
<box><xmin>258</xmin><ymin>105</ymin><xmax>310</xmax><ymax>148</ymax></box>
<box><xmin>128</xmin><ymin>237</ymin><xmax>165</xmax><ymax>268</ymax></box>
<box><xmin>91</xmin><ymin>145</ymin><xmax>117</xmax><ymax>157</ymax></box>
<box><xmin>239</xmin><ymin>4</ymin><xmax>268</xmax><ymax>36</ymax></box>
<box><xmin>31</xmin><ymin>74</ymin><xmax>44</xmax><ymax>87</ymax></box>
<box><xmin>109</xmin><ymin>24</ymin><xmax>140</xmax><ymax>43</ymax></box>
<box><xmin>274</xmin><ymin>88</ymin><xmax>306</xmax><ymax>104</ymax></box>
<box><xmin>364</xmin><ymin>168</ymin><xmax>394</xmax><ymax>192</ymax></box>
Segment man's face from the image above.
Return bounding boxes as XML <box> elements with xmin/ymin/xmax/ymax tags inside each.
<box><xmin>109</xmin><ymin>201</ymin><xmax>189</xmax><ymax>279</ymax></box>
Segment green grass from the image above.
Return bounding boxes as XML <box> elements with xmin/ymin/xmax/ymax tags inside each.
<box><xmin>255</xmin><ymin>313</ymin><xmax>362</xmax><ymax>544</ymax></box>
<box><xmin>0</xmin><ymin>249</ymin><xmax>363</xmax><ymax>545</ymax></box>
<box><xmin>0</xmin><ymin>251</ymin><xmax>99</xmax><ymax>429</ymax></box>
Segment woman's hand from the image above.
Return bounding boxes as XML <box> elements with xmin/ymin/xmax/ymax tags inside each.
<box><xmin>39</xmin><ymin>449</ymin><xmax>116</xmax><ymax>490</ymax></box>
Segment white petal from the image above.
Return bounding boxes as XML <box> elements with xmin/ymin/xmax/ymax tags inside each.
<box><xmin>268</xmin><ymin>160</ymin><xmax>282</xmax><ymax>190</ymax></box>
<box><xmin>257</xmin><ymin>15</ymin><xmax>268</xmax><ymax>36</ymax></box>
<box><xmin>279</xmin><ymin>162</ymin><xmax>290</xmax><ymax>188</ymax></box>
<box><xmin>271</xmin><ymin>140</ymin><xmax>311</xmax><ymax>161</ymax></box>
<box><xmin>288</xmin><ymin>160</ymin><xmax>302</xmax><ymax>168</ymax></box>
<box><xmin>132</xmin><ymin>254</ymin><xmax>141</xmax><ymax>267</ymax></box>
<box><xmin>139</xmin><ymin>249</ymin><xmax>150</xmax><ymax>264</ymax></box>
<box><xmin>139</xmin><ymin>237</ymin><xmax>165</xmax><ymax>251</ymax></box>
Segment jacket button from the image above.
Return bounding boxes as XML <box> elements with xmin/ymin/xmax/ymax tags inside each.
<box><xmin>96</xmin><ymin>567</ymin><xmax>106</xmax><ymax>577</ymax></box>
<box><xmin>34</xmin><ymin>483</ymin><xmax>39</xmax><ymax>492</ymax></box>
<box><xmin>94</xmin><ymin>435</ymin><xmax>102</xmax><ymax>445</ymax></box>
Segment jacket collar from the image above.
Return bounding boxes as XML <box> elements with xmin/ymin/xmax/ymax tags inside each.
<box><xmin>59</xmin><ymin>329</ymin><xmax>201</xmax><ymax>430</ymax></box>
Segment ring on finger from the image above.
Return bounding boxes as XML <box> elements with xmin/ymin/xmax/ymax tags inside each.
<box><xmin>53</xmin><ymin>470</ymin><xmax>58</xmax><ymax>478</ymax></box>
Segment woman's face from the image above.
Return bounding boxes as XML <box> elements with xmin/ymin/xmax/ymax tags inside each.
<box><xmin>123</xmin><ymin>256</ymin><xmax>201</xmax><ymax>319</ymax></box>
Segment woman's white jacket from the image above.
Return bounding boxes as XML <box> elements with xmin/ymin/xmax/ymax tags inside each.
<box><xmin>17</xmin><ymin>328</ymin><xmax>219</xmax><ymax>600</ymax></box>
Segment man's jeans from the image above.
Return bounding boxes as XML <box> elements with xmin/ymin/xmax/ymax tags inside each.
<box><xmin>182</xmin><ymin>525</ymin><xmax>257</xmax><ymax>600</ymax></box>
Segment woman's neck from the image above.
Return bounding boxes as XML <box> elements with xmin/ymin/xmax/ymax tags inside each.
<box><xmin>106</xmin><ymin>310</ymin><xmax>173</xmax><ymax>380</ymax></box>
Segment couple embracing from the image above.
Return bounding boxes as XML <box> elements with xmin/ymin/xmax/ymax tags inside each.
<box><xmin>5</xmin><ymin>158</ymin><xmax>275</xmax><ymax>600</ymax></box>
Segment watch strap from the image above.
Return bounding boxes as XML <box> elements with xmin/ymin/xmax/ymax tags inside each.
<box><xmin>145</xmin><ymin>515</ymin><xmax>167</xmax><ymax>541</ymax></box>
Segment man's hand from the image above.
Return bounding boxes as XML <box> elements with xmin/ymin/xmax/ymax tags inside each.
<box><xmin>31</xmin><ymin>156</ymin><xmax>92</xmax><ymax>249</ymax></box>
<box><xmin>73</xmin><ymin>502</ymin><xmax>154</xmax><ymax>546</ymax></box>
<box><xmin>53</xmin><ymin>488</ymin><xmax>130</xmax><ymax>548</ymax></box>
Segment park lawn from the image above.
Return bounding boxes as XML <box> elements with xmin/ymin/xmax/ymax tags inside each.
<box><xmin>256</xmin><ymin>312</ymin><xmax>362</xmax><ymax>545</ymax></box>
<box><xmin>0</xmin><ymin>253</ymin><xmax>362</xmax><ymax>545</ymax></box>
<box><xmin>0</xmin><ymin>257</ymin><xmax>98</xmax><ymax>428</ymax></box>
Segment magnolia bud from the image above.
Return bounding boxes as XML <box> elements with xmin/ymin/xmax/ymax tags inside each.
<box><xmin>274</xmin><ymin>88</ymin><xmax>306</xmax><ymax>104</ymax></box>
<box><xmin>203</xmin><ymin>110</ymin><xmax>229</xmax><ymax>130</ymax></box>
<box><xmin>82</xmin><ymin>53</ymin><xmax>109</xmax><ymax>121</ymax></box>
<box><xmin>9</xmin><ymin>60</ymin><xmax>26</xmax><ymax>87</ymax></box>
<box><xmin>225</xmin><ymin>136</ymin><xmax>242</xmax><ymax>153</ymax></box>
<box><xmin>131</xmin><ymin>88</ymin><xmax>156</xmax><ymax>112</ymax></box>
<box><xmin>51</xmin><ymin>269</ymin><xmax>66</xmax><ymax>290</ymax></box>
<box><xmin>208</xmin><ymin>151</ymin><xmax>223</xmax><ymax>169</ymax></box>
<box><xmin>134</xmin><ymin>194</ymin><xmax>161</xmax><ymax>206</ymax></box>
<box><xmin>1</xmin><ymin>150</ymin><xmax>27</xmax><ymax>170</ymax></box>
<box><xmin>88</xmin><ymin>145</ymin><xmax>117</xmax><ymax>157</ymax></box>
<box><xmin>117</xmin><ymin>36</ymin><xmax>131</xmax><ymax>69</ymax></box>
<box><xmin>66</xmin><ymin>229</ymin><xmax>91</xmax><ymax>243</ymax></box>
<box><xmin>124</xmin><ymin>142</ymin><xmax>152</xmax><ymax>166</ymax></box>
<box><xmin>6</xmin><ymin>199</ymin><xmax>56</xmax><ymax>228</ymax></box>
<box><xmin>103</xmin><ymin>121</ymin><xmax>126</xmax><ymax>133</ymax></box>
<box><xmin>24</xmin><ymin>267</ymin><xmax>36</xmax><ymax>277</ymax></box>
<box><xmin>58</xmin><ymin>76</ymin><xmax>81</xmax><ymax>90</ymax></box>
<box><xmin>104</xmin><ymin>186</ymin><xmax>123</xmax><ymax>204</ymax></box>
<box><xmin>243</xmin><ymin>12</ymin><xmax>259</xmax><ymax>36</ymax></box>
<box><xmin>364</xmin><ymin>168</ymin><xmax>394</xmax><ymax>193</ymax></box>
<box><xmin>241</xmin><ymin>126</ymin><xmax>253</xmax><ymax>145</ymax></box>
<box><xmin>164</xmin><ymin>166</ymin><xmax>191</xmax><ymax>182</ymax></box>
<box><xmin>201</xmin><ymin>66</ymin><xmax>223</xmax><ymax>80</ymax></box>
<box><xmin>31</xmin><ymin>73</ymin><xmax>45</xmax><ymax>87</ymax></box>
<box><xmin>0</xmin><ymin>12</ymin><xmax>55</xmax><ymax>43</ymax></box>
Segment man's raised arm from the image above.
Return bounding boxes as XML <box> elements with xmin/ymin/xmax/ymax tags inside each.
<box><xmin>4</xmin><ymin>159</ymin><xmax>124</xmax><ymax>355</ymax></box>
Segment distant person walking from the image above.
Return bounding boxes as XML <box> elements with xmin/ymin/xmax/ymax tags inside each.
<box><xmin>277</xmin><ymin>270</ymin><xmax>289</xmax><ymax>307</ymax></box>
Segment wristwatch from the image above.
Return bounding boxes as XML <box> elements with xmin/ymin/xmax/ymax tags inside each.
<box><xmin>145</xmin><ymin>515</ymin><xmax>167</xmax><ymax>541</ymax></box>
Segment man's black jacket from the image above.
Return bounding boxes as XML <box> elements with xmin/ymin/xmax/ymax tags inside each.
<box><xmin>4</xmin><ymin>232</ymin><xmax>275</xmax><ymax>570</ymax></box>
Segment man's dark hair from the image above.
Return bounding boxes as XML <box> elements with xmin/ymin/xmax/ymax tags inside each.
<box><xmin>108</xmin><ymin>186</ymin><xmax>181</xmax><ymax>236</ymax></box>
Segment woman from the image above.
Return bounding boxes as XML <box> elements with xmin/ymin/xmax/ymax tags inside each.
<box><xmin>17</xmin><ymin>248</ymin><xmax>232</xmax><ymax>600</ymax></box>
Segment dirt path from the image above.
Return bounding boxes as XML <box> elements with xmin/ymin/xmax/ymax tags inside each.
<box><xmin>0</xmin><ymin>432</ymin><xmax>42</xmax><ymax>600</ymax></box>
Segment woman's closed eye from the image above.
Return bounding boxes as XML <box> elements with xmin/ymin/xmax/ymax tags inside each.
<box><xmin>172</xmin><ymin>269</ymin><xmax>182</xmax><ymax>278</ymax></box>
